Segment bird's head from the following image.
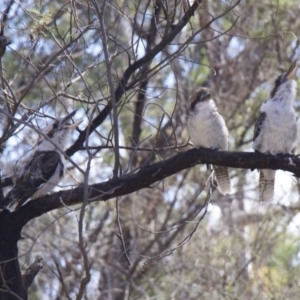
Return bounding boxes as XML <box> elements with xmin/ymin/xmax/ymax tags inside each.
<box><xmin>270</xmin><ymin>60</ymin><xmax>298</xmax><ymax>98</ymax></box>
<box><xmin>189</xmin><ymin>87</ymin><xmax>211</xmax><ymax>111</ymax></box>
<box><xmin>38</xmin><ymin>110</ymin><xmax>82</xmax><ymax>150</ymax></box>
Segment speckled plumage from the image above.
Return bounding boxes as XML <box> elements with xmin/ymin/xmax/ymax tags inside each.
<box><xmin>187</xmin><ymin>87</ymin><xmax>231</xmax><ymax>195</ymax></box>
<box><xmin>3</xmin><ymin>111</ymin><xmax>80</xmax><ymax>210</ymax></box>
<box><xmin>253</xmin><ymin>61</ymin><xmax>298</xmax><ymax>202</ymax></box>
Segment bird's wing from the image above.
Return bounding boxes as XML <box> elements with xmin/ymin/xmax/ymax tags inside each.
<box><xmin>253</xmin><ymin>112</ymin><xmax>267</xmax><ymax>142</ymax></box>
<box><xmin>215</xmin><ymin>107</ymin><xmax>227</xmax><ymax>122</ymax></box>
<box><xmin>216</xmin><ymin>107</ymin><xmax>222</xmax><ymax>115</ymax></box>
<box><xmin>4</xmin><ymin>151</ymin><xmax>62</xmax><ymax>207</ymax></box>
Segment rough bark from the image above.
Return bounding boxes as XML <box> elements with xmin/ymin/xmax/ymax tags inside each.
<box><xmin>4</xmin><ymin>148</ymin><xmax>300</xmax><ymax>226</ymax></box>
<box><xmin>0</xmin><ymin>146</ymin><xmax>299</xmax><ymax>298</ymax></box>
<box><xmin>0</xmin><ymin>211</ymin><xmax>26</xmax><ymax>300</ymax></box>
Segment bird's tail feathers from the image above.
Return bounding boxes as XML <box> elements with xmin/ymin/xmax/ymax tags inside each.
<box><xmin>258</xmin><ymin>169</ymin><xmax>275</xmax><ymax>202</ymax></box>
<box><xmin>213</xmin><ymin>165</ymin><xmax>231</xmax><ymax>195</ymax></box>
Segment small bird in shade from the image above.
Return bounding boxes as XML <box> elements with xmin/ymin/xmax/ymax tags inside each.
<box><xmin>3</xmin><ymin>110</ymin><xmax>81</xmax><ymax>210</ymax></box>
<box><xmin>187</xmin><ymin>87</ymin><xmax>231</xmax><ymax>195</ymax></box>
<box><xmin>253</xmin><ymin>61</ymin><xmax>298</xmax><ymax>202</ymax></box>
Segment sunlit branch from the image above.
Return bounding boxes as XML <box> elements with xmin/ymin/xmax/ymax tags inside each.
<box><xmin>3</xmin><ymin>148</ymin><xmax>299</xmax><ymax>232</ymax></box>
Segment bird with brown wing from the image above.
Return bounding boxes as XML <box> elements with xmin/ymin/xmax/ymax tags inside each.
<box><xmin>253</xmin><ymin>61</ymin><xmax>298</xmax><ymax>202</ymax></box>
<box><xmin>3</xmin><ymin>110</ymin><xmax>81</xmax><ymax>210</ymax></box>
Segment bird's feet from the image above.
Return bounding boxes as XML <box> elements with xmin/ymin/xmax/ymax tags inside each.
<box><xmin>0</xmin><ymin>206</ymin><xmax>11</xmax><ymax>214</ymax></box>
<box><xmin>207</xmin><ymin>146</ymin><xmax>219</xmax><ymax>152</ymax></box>
<box><xmin>277</xmin><ymin>152</ymin><xmax>292</xmax><ymax>159</ymax></box>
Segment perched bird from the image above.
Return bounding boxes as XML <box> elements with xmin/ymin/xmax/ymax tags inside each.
<box><xmin>3</xmin><ymin>110</ymin><xmax>81</xmax><ymax>210</ymax></box>
<box><xmin>253</xmin><ymin>61</ymin><xmax>298</xmax><ymax>202</ymax></box>
<box><xmin>187</xmin><ymin>87</ymin><xmax>231</xmax><ymax>195</ymax></box>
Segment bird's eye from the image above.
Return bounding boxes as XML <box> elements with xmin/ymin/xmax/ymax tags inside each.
<box><xmin>52</xmin><ymin>122</ymin><xmax>58</xmax><ymax>129</ymax></box>
<box><xmin>271</xmin><ymin>74</ymin><xmax>285</xmax><ymax>98</ymax></box>
<box><xmin>276</xmin><ymin>74</ymin><xmax>284</xmax><ymax>85</ymax></box>
<box><xmin>196</xmin><ymin>95</ymin><xmax>202</xmax><ymax>102</ymax></box>
<box><xmin>47</xmin><ymin>130</ymin><xmax>54</xmax><ymax>138</ymax></box>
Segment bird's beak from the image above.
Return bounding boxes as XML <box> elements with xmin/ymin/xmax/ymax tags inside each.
<box><xmin>61</xmin><ymin>110</ymin><xmax>77</xmax><ymax>125</ymax></box>
<box><xmin>60</xmin><ymin>110</ymin><xmax>82</xmax><ymax>129</ymax></box>
<box><xmin>285</xmin><ymin>61</ymin><xmax>298</xmax><ymax>81</ymax></box>
<box><xmin>68</xmin><ymin>119</ymin><xmax>83</xmax><ymax>129</ymax></box>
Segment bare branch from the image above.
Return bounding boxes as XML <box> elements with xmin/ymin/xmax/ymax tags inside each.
<box><xmin>116</xmin><ymin>197</ymin><xmax>131</xmax><ymax>266</ymax></box>
<box><xmin>95</xmin><ymin>0</ymin><xmax>121</xmax><ymax>178</ymax></box>
<box><xmin>2</xmin><ymin>148</ymin><xmax>299</xmax><ymax>232</ymax></box>
<box><xmin>22</xmin><ymin>256</ymin><xmax>43</xmax><ymax>290</ymax></box>
<box><xmin>66</xmin><ymin>0</ymin><xmax>204</xmax><ymax>157</ymax></box>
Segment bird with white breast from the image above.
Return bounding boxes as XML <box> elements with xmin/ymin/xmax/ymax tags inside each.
<box><xmin>187</xmin><ymin>87</ymin><xmax>231</xmax><ymax>195</ymax></box>
<box><xmin>253</xmin><ymin>61</ymin><xmax>298</xmax><ymax>202</ymax></box>
<box><xmin>2</xmin><ymin>110</ymin><xmax>81</xmax><ymax>210</ymax></box>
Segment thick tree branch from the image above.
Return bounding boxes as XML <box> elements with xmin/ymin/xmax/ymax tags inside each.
<box><xmin>2</xmin><ymin>148</ymin><xmax>299</xmax><ymax>235</ymax></box>
<box><xmin>0</xmin><ymin>240</ymin><xmax>27</xmax><ymax>299</ymax></box>
<box><xmin>0</xmin><ymin>0</ymin><xmax>13</xmax><ymax>36</ymax></box>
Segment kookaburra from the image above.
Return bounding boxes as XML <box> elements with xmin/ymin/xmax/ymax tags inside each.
<box><xmin>3</xmin><ymin>110</ymin><xmax>80</xmax><ymax>210</ymax></box>
<box><xmin>187</xmin><ymin>87</ymin><xmax>231</xmax><ymax>195</ymax></box>
<box><xmin>253</xmin><ymin>61</ymin><xmax>298</xmax><ymax>202</ymax></box>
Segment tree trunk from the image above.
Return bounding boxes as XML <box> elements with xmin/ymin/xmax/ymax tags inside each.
<box><xmin>0</xmin><ymin>211</ymin><xmax>27</xmax><ymax>300</ymax></box>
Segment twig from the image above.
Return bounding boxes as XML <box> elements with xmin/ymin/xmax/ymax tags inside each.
<box><xmin>0</xmin><ymin>268</ymin><xmax>24</xmax><ymax>300</ymax></box>
<box><xmin>116</xmin><ymin>197</ymin><xmax>131</xmax><ymax>265</ymax></box>
<box><xmin>65</xmin><ymin>0</ymin><xmax>203</xmax><ymax>157</ymax></box>
<box><xmin>138</xmin><ymin>176</ymin><xmax>212</xmax><ymax>269</ymax></box>
<box><xmin>75</xmin><ymin>119</ymin><xmax>93</xmax><ymax>300</ymax></box>
<box><xmin>95</xmin><ymin>0</ymin><xmax>120</xmax><ymax>178</ymax></box>
<box><xmin>50</xmin><ymin>256</ymin><xmax>72</xmax><ymax>300</ymax></box>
